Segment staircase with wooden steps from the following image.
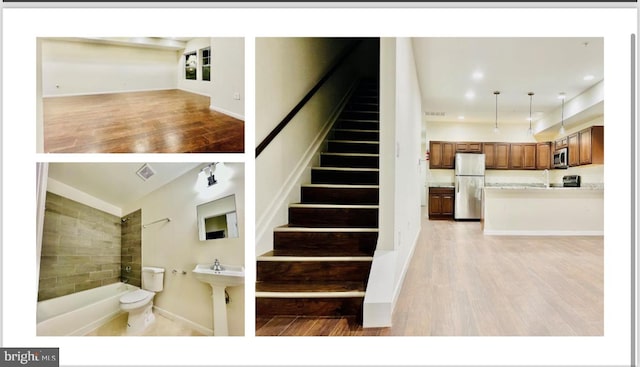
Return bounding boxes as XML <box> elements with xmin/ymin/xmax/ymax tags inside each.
<box><xmin>256</xmin><ymin>80</ymin><xmax>380</xmax><ymax>323</ymax></box>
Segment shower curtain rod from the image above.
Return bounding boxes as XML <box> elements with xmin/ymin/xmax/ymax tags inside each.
<box><xmin>142</xmin><ymin>217</ymin><xmax>171</xmax><ymax>229</ymax></box>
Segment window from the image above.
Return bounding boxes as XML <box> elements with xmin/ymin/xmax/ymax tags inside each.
<box><xmin>185</xmin><ymin>52</ymin><xmax>197</xmax><ymax>80</ymax></box>
<box><xmin>201</xmin><ymin>48</ymin><xmax>211</xmax><ymax>81</ymax></box>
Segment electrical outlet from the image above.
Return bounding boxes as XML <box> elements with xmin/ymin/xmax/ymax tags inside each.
<box><xmin>233</xmin><ymin>92</ymin><xmax>240</xmax><ymax>100</ymax></box>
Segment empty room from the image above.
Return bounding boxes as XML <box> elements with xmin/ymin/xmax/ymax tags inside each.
<box><xmin>36</xmin><ymin>37</ymin><xmax>245</xmax><ymax>153</ymax></box>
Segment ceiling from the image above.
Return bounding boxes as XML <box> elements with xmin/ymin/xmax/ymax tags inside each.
<box><xmin>45</xmin><ymin>37</ymin><xmax>196</xmax><ymax>50</ymax></box>
<box><xmin>47</xmin><ymin>162</ymin><xmax>243</xmax><ymax>209</ymax></box>
<box><xmin>412</xmin><ymin>38</ymin><xmax>604</xmax><ymax>127</ymax></box>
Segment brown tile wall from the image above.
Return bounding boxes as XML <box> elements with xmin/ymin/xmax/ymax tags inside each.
<box><xmin>121</xmin><ymin>209</ymin><xmax>142</xmax><ymax>287</ymax></box>
<box><xmin>39</xmin><ymin>192</ymin><xmax>122</xmax><ymax>301</ymax></box>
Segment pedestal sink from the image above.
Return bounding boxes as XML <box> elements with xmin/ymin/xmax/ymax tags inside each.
<box><xmin>192</xmin><ymin>263</ymin><xmax>244</xmax><ymax>336</ymax></box>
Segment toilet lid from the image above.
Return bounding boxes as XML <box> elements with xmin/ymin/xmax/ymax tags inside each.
<box><xmin>120</xmin><ymin>289</ymin><xmax>153</xmax><ymax>304</ymax></box>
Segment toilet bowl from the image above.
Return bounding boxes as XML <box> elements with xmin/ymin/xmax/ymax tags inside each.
<box><xmin>119</xmin><ymin>267</ymin><xmax>164</xmax><ymax>335</ymax></box>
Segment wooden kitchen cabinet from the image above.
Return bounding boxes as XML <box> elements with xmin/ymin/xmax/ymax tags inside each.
<box><xmin>495</xmin><ymin>143</ymin><xmax>510</xmax><ymax>169</ymax></box>
<box><xmin>456</xmin><ymin>142</ymin><xmax>483</xmax><ymax>153</ymax></box>
<box><xmin>429</xmin><ymin>141</ymin><xmax>455</xmax><ymax>169</ymax></box>
<box><xmin>568</xmin><ymin>133</ymin><xmax>580</xmax><ymax>166</ymax></box>
<box><xmin>483</xmin><ymin>143</ymin><xmax>496</xmax><ymax>169</ymax></box>
<box><xmin>555</xmin><ymin>136</ymin><xmax>568</xmax><ymax>150</ymax></box>
<box><xmin>429</xmin><ymin>187</ymin><xmax>455</xmax><ymax>220</ymax></box>
<box><xmin>536</xmin><ymin>142</ymin><xmax>552</xmax><ymax>170</ymax></box>
<box><xmin>510</xmin><ymin>143</ymin><xmax>536</xmax><ymax>170</ymax></box>
<box><xmin>579</xmin><ymin>125</ymin><xmax>604</xmax><ymax>165</ymax></box>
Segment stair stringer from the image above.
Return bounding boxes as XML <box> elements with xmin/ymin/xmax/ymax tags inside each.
<box><xmin>255</xmin><ymin>80</ymin><xmax>359</xmax><ymax>257</ymax></box>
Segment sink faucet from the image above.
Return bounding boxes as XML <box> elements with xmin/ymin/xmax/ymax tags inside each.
<box><xmin>543</xmin><ymin>169</ymin><xmax>550</xmax><ymax>188</ymax></box>
<box><xmin>212</xmin><ymin>259</ymin><xmax>222</xmax><ymax>271</ymax></box>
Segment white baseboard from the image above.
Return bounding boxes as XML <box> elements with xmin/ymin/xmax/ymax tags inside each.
<box><xmin>483</xmin><ymin>230</ymin><xmax>604</xmax><ymax>236</ymax></box>
<box><xmin>43</xmin><ymin>88</ymin><xmax>175</xmax><ymax>98</ymax></box>
<box><xmin>209</xmin><ymin>105</ymin><xmax>244</xmax><ymax>121</ymax></box>
<box><xmin>153</xmin><ymin>306</ymin><xmax>213</xmax><ymax>336</ymax></box>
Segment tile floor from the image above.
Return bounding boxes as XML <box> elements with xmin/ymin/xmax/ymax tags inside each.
<box><xmin>85</xmin><ymin>312</ymin><xmax>206</xmax><ymax>336</ymax></box>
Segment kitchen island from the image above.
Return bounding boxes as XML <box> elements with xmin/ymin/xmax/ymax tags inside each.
<box><xmin>483</xmin><ymin>185</ymin><xmax>604</xmax><ymax>236</ymax></box>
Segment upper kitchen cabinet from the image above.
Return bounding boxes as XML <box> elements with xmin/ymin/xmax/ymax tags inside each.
<box><xmin>555</xmin><ymin>136</ymin><xmax>568</xmax><ymax>150</ymax></box>
<box><xmin>579</xmin><ymin>126</ymin><xmax>604</xmax><ymax>165</ymax></box>
<box><xmin>429</xmin><ymin>141</ymin><xmax>455</xmax><ymax>169</ymax></box>
<box><xmin>484</xmin><ymin>142</ymin><xmax>510</xmax><ymax>169</ymax></box>
<box><xmin>536</xmin><ymin>142</ymin><xmax>552</xmax><ymax>170</ymax></box>
<box><xmin>510</xmin><ymin>143</ymin><xmax>536</xmax><ymax>170</ymax></box>
<box><xmin>567</xmin><ymin>126</ymin><xmax>604</xmax><ymax>167</ymax></box>
<box><xmin>483</xmin><ymin>143</ymin><xmax>496</xmax><ymax>169</ymax></box>
<box><xmin>568</xmin><ymin>133</ymin><xmax>580</xmax><ymax>166</ymax></box>
<box><xmin>455</xmin><ymin>142</ymin><xmax>483</xmax><ymax>153</ymax></box>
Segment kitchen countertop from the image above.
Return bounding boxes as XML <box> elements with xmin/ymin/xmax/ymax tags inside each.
<box><xmin>485</xmin><ymin>183</ymin><xmax>603</xmax><ymax>190</ymax></box>
<box><xmin>428</xmin><ymin>182</ymin><xmax>454</xmax><ymax>188</ymax></box>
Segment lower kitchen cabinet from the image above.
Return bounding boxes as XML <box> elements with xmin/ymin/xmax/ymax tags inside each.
<box><xmin>429</xmin><ymin>187</ymin><xmax>455</xmax><ymax>220</ymax></box>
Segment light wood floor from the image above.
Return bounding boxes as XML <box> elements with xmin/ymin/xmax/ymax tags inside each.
<box><xmin>255</xmin><ymin>210</ymin><xmax>604</xmax><ymax>336</ymax></box>
<box><xmin>43</xmin><ymin>89</ymin><xmax>244</xmax><ymax>153</ymax></box>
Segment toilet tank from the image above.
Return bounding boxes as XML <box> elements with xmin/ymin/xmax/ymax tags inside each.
<box><xmin>141</xmin><ymin>266</ymin><xmax>164</xmax><ymax>292</ymax></box>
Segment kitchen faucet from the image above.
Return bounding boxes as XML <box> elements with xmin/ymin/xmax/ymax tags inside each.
<box><xmin>212</xmin><ymin>259</ymin><xmax>222</xmax><ymax>271</ymax></box>
<box><xmin>543</xmin><ymin>169</ymin><xmax>550</xmax><ymax>188</ymax></box>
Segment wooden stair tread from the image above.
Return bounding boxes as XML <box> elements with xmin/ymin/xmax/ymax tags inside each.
<box><xmin>274</xmin><ymin>225</ymin><xmax>378</xmax><ymax>232</ymax></box>
<box><xmin>256</xmin><ymin>281</ymin><xmax>366</xmax><ymax>294</ymax></box>
<box><xmin>258</xmin><ymin>250</ymin><xmax>373</xmax><ymax>261</ymax></box>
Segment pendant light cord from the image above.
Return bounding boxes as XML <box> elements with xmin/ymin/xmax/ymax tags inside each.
<box><xmin>528</xmin><ymin>92</ymin><xmax>534</xmax><ymax>134</ymax></box>
<box><xmin>493</xmin><ymin>91</ymin><xmax>500</xmax><ymax>131</ymax></box>
<box><xmin>561</xmin><ymin>98</ymin><xmax>564</xmax><ymax>127</ymax></box>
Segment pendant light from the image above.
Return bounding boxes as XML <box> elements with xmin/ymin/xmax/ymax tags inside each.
<box><xmin>493</xmin><ymin>91</ymin><xmax>500</xmax><ymax>133</ymax></box>
<box><xmin>527</xmin><ymin>92</ymin><xmax>534</xmax><ymax>136</ymax></box>
<box><xmin>559</xmin><ymin>92</ymin><xmax>566</xmax><ymax>134</ymax></box>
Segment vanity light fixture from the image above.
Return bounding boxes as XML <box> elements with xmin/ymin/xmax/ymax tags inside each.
<box><xmin>201</xmin><ymin>163</ymin><xmax>218</xmax><ymax>187</ymax></box>
<box><xmin>558</xmin><ymin>92</ymin><xmax>566</xmax><ymax>134</ymax></box>
<box><xmin>493</xmin><ymin>91</ymin><xmax>500</xmax><ymax>133</ymax></box>
<box><xmin>527</xmin><ymin>92</ymin><xmax>535</xmax><ymax>136</ymax></box>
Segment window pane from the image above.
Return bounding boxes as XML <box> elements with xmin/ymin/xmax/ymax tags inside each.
<box><xmin>185</xmin><ymin>52</ymin><xmax>197</xmax><ymax>80</ymax></box>
<box><xmin>203</xmin><ymin>66</ymin><xmax>210</xmax><ymax>81</ymax></box>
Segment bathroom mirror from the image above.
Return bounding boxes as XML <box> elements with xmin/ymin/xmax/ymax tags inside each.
<box><xmin>196</xmin><ymin>194</ymin><xmax>239</xmax><ymax>241</ymax></box>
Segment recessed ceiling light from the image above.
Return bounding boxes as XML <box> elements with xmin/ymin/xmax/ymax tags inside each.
<box><xmin>472</xmin><ymin>71</ymin><xmax>484</xmax><ymax>80</ymax></box>
<box><xmin>584</xmin><ymin>74</ymin><xmax>594</xmax><ymax>81</ymax></box>
<box><xmin>465</xmin><ymin>90</ymin><xmax>475</xmax><ymax>100</ymax></box>
<box><xmin>458</xmin><ymin>115</ymin><xmax>465</xmax><ymax>120</ymax></box>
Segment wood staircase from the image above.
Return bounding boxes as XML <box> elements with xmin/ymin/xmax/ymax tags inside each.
<box><xmin>256</xmin><ymin>80</ymin><xmax>380</xmax><ymax>323</ymax></box>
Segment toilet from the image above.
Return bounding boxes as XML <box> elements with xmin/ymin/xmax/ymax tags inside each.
<box><xmin>119</xmin><ymin>266</ymin><xmax>164</xmax><ymax>335</ymax></box>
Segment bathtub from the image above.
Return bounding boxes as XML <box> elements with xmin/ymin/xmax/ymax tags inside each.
<box><xmin>37</xmin><ymin>282</ymin><xmax>139</xmax><ymax>336</ymax></box>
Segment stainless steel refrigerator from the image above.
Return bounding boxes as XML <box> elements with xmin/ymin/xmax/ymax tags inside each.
<box><xmin>454</xmin><ymin>153</ymin><xmax>485</xmax><ymax>220</ymax></box>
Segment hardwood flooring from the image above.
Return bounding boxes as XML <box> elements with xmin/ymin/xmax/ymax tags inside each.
<box><xmin>255</xmin><ymin>316</ymin><xmax>390</xmax><ymax>336</ymax></box>
<box><xmin>255</xmin><ymin>209</ymin><xmax>604</xmax><ymax>336</ymax></box>
<box><xmin>43</xmin><ymin>89</ymin><xmax>244</xmax><ymax>153</ymax></box>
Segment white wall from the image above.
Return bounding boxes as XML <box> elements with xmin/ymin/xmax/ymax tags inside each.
<box><xmin>255</xmin><ymin>38</ymin><xmax>375</xmax><ymax>256</ymax></box>
<box><xmin>46</xmin><ymin>178</ymin><xmax>122</xmax><ymax>217</ymax></box>
<box><xmin>364</xmin><ymin>38</ymin><xmax>422</xmax><ymax>327</ymax></box>
<box><xmin>123</xmin><ymin>163</ymin><xmax>245</xmax><ymax>336</ymax></box>
<box><xmin>41</xmin><ymin>39</ymin><xmax>178</xmax><ymax>97</ymax></box>
<box><xmin>209</xmin><ymin>37</ymin><xmax>245</xmax><ymax>120</ymax></box>
<box><xmin>177</xmin><ymin>37</ymin><xmax>211</xmax><ymax>97</ymax></box>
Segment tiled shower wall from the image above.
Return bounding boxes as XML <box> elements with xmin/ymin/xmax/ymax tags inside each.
<box><xmin>39</xmin><ymin>192</ymin><xmax>121</xmax><ymax>301</ymax></box>
<box><xmin>121</xmin><ymin>209</ymin><xmax>142</xmax><ymax>287</ymax></box>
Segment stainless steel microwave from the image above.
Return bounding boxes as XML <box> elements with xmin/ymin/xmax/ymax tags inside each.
<box><xmin>553</xmin><ymin>147</ymin><xmax>568</xmax><ymax>169</ymax></box>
